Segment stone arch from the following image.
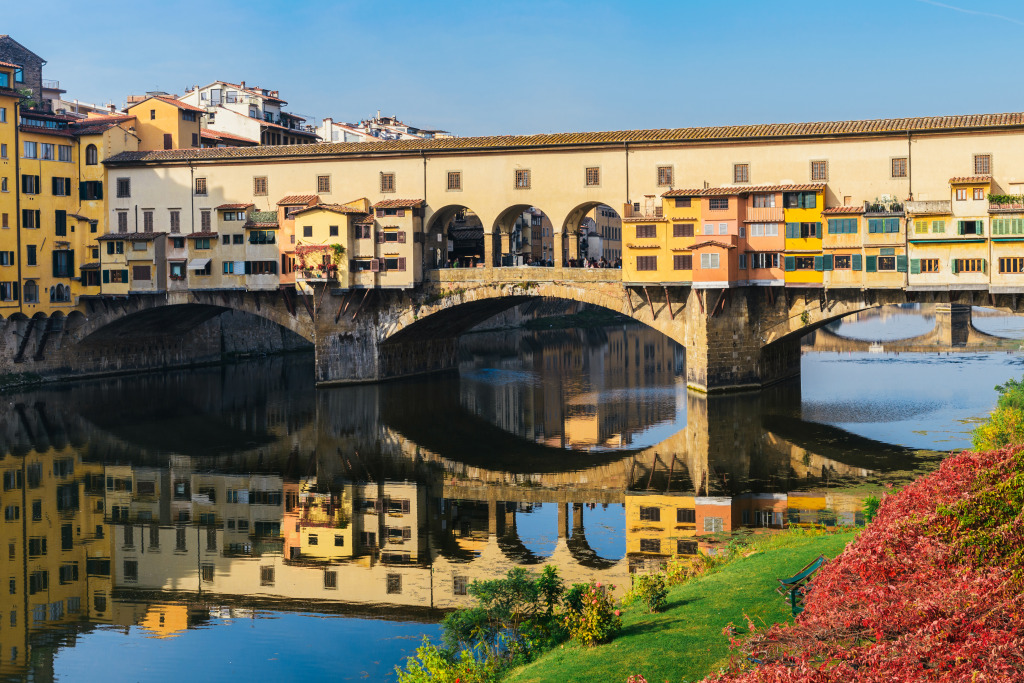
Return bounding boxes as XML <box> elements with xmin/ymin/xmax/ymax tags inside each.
<box><xmin>560</xmin><ymin>201</ymin><xmax>623</xmax><ymax>266</ymax></box>
<box><xmin>423</xmin><ymin>203</ymin><xmax>486</xmax><ymax>270</ymax></box>
<box><xmin>491</xmin><ymin>204</ymin><xmax>555</xmax><ymax>267</ymax></box>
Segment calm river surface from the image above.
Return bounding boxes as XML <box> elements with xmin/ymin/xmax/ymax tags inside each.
<box><xmin>0</xmin><ymin>304</ymin><xmax>1021</xmax><ymax>681</ymax></box>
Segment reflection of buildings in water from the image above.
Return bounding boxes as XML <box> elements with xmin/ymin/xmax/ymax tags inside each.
<box><xmin>459</xmin><ymin>325</ymin><xmax>681</xmax><ymax>449</ymax></box>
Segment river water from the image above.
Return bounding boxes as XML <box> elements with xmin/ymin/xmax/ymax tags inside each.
<box><xmin>0</xmin><ymin>304</ymin><xmax>1021</xmax><ymax>681</ymax></box>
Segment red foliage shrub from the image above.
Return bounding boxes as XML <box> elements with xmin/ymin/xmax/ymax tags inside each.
<box><xmin>709</xmin><ymin>446</ymin><xmax>1024</xmax><ymax>682</ymax></box>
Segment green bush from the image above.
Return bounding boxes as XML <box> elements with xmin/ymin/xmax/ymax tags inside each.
<box><xmin>564</xmin><ymin>581</ymin><xmax>622</xmax><ymax>646</ymax></box>
<box><xmin>972</xmin><ymin>376</ymin><xmax>1024</xmax><ymax>450</ymax></box>
<box><xmin>863</xmin><ymin>495</ymin><xmax>881</xmax><ymax>523</ymax></box>
<box><xmin>395</xmin><ymin>639</ymin><xmax>500</xmax><ymax>683</ymax></box>
<box><xmin>625</xmin><ymin>573</ymin><xmax>668</xmax><ymax>613</ymax></box>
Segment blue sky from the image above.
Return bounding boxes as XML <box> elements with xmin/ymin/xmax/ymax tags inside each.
<box><xmin>8</xmin><ymin>0</ymin><xmax>1024</xmax><ymax>136</ymax></box>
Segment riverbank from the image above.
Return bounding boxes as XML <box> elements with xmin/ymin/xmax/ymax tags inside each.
<box><xmin>506</xmin><ymin>530</ymin><xmax>857</xmax><ymax>683</ymax></box>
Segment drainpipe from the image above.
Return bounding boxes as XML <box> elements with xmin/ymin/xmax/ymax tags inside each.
<box><xmin>189</xmin><ymin>163</ymin><xmax>195</xmax><ymax>233</ymax></box>
<box><xmin>624</xmin><ymin>141</ymin><xmax>630</xmax><ymax>210</ymax></box>
<box><xmin>907</xmin><ymin>131</ymin><xmax>913</xmax><ymax>201</ymax></box>
<box><xmin>14</xmin><ymin>98</ymin><xmax>22</xmax><ymax>316</ymax></box>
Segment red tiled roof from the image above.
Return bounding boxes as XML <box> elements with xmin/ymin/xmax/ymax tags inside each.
<box><xmin>687</xmin><ymin>240</ymin><xmax>736</xmax><ymax>250</ymax></box>
<box><xmin>261</xmin><ymin>119</ymin><xmax>319</xmax><ymax>137</ymax></box>
<box><xmin>216</xmin><ymin>203</ymin><xmax>254</xmax><ymax>210</ymax></box>
<box><xmin>97</xmin><ymin>232</ymin><xmax>165</xmax><ymax>241</ymax></box>
<box><xmin>127</xmin><ymin>96</ymin><xmax>205</xmax><ymax>113</ymax></box>
<box><xmin>0</xmin><ymin>61</ymin><xmax>20</xmax><ymax>69</ymax></box>
<box><xmin>107</xmin><ymin>111</ymin><xmax>1024</xmax><ymax>165</ymax></box>
<box><xmin>290</xmin><ymin>204</ymin><xmax>367</xmax><ymax>217</ymax></box>
<box><xmin>78</xmin><ymin>114</ymin><xmax>134</xmax><ymax>124</ymax></box>
<box><xmin>372</xmin><ymin>199</ymin><xmax>425</xmax><ymax>209</ymax></box>
<box><xmin>355</xmin><ymin>215</ymin><xmax>375</xmax><ymax>225</ymax></box>
<box><xmin>186</xmin><ymin>231</ymin><xmax>219</xmax><ymax>238</ymax></box>
<box><xmin>201</xmin><ymin>129</ymin><xmax>259</xmax><ymax>145</ymax></box>
<box><xmin>662</xmin><ymin>183</ymin><xmax>825</xmax><ymax>197</ymax></box>
<box><xmin>949</xmin><ymin>175</ymin><xmax>991</xmax><ymax>184</ymax></box>
<box><xmin>822</xmin><ymin>206</ymin><xmax>866</xmax><ymax>215</ymax></box>
<box><xmin>277</xmin><ymin>194</ymin><xmax>319</xmax><ymax>206</ymax></box>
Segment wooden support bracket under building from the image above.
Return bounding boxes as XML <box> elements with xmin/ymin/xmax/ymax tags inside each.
<box><xmin>299</xmin><ymin>293</ymin><xmax>314</xmax><ymax>321</ymax></box>
<box><xmin>663</xmin><ymin>286</ymin><xmax>673</xmax><ymax>318</ymax></box>
<box><xmin>352</xmin><ymin>289</ymin><xmax>371</xmax><ymax>321</ymax></box>
<box><xmin>698</xmin><ymin>290</ymin><xmax>705</xmax><ymax>314</ymax></box>
<box><xmin>253</xmin><ymin>290</ymin><xmax>261</xmax><ymax>311</ymax></box>
<box><xmin>334</xmin><ymin>292</ymin><xmax>348</xmax><ymax>324</ymax></box>
<box><xmin>643</xmin><ymin>286</ymin><xmax>656</xmax><ymax>319</ymax></box>
<box><xmin>665</xmin><ymin>454</ymin><xmax>677</xmax><ymax>493</ymax></box>
<box><xmin>646</xmin><ymin>452</ymin><xmax>660</xmax><ymax>490</ymax></box>
<box><xmin>709</xmin><ymin>288</ymin><xmax>726</xmax><ymax>318</ymax></box>
<box><xmin>283</xmin><ymin>288</ymin><xmax>296</xmax><ymax>317</ymax></box>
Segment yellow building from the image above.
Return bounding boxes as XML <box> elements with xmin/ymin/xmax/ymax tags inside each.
<box><xmin>0</xmin><ymin>62</ymin><xmax>19</xmax><ymax>317</ymax></box>
<box><xmin>782</xmin><ymin>187</ymin><xmax>825</xmax><ymax>285</ymax></box>
<box><xmin>124</xmin><ymin>96</ymin><xmax>202</xmax><ymax>151</ymax></box>
<box><xmin>821</xmin><ymin>206</ymin><xmax>864</xmax><ymax>288</ymax></box>
<box><xmin>621</xmin><ymin>194</ymin><xmax>670</xmax><ymax>283</ymax></box>
<box><xmin>290</xmin><ymin>201</ymin><xmax>369</xmax><ymax>294</ymax></box>
<box><xmin>862</xmin><ymin>198</ymin><xmax>907</xmax><ymax>288</ymax></box>
<box><xmin>988</xmin><ymin>196</ymin><xmax>1024</xmax><ymax>291</ymax></box>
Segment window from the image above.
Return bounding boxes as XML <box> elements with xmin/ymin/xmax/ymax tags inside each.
<box><xmin>828</xmin><ymin>218</ymin><xmax>858</xmax><ymax>234</ymax></box>
<box><xmin>317</xmin><ymin>175</ymin><xmax>331</xmax><ymax>193</ymax></box>
<box><xmin>514</xmin><ymin>169</ymin><xmax>530</xmax><ymax>189</ymax></box>
<box><xmin>733</xmin><ymin>163</ymin><xmax>749</xmax><ymax>183</ymax></box>
<box><xmin>201</xmin><ymin>210</ymin><xmax>211</xmax><ymax>231</ymax></box>
<box><xmin>673</xmin><ymin>254</ymin><xmax>692</xmax><ymax>270</ymax></box>
<box><xmin>193</xmin><ymin>238</ymin><xmax>211</xmax><ymax>250</ymax></box>
<box><xmin>386</xmin><ymin>573</ymin><xmax>402</xmax><ymax>594</ymax></box>
<box><xmin>54</xmin><ymin>210</ymin><xmax>67</xmax><ymax>236</ymax></box>
<box><xmin>639</xmin><ymin>538</ymin><xmax>661</xmax><ymax>553</ymax></box>
<box><xmin>303</xmin><ymin>225</ymin><xmax>312</xmax><ymax>238</ymax></box>
<box><xmin>677</xmin><ymin>540</ymin><xmax>698</xmax><ymax>555</ymax></box>
<box><xmin>170</xmin><ymin>210</ymin><xmax>180</xmax><ymax>234</ymax></box>
<box><xmin>0</xmin><ymin>144</ymin><xmax>5</xmax><ymax>159</ymax></box>
<box><xmin>638</xmin><ymin>506</ymin><xmax>660</xmax><ymax>522</ymax></box>
<box><xmin>26</xmin><ymin>244</ymin><xmax>37</xmax><ymax>265</ymax></box>
<box><xmin>751</xmin><ymin>252</ymin><xmax>780</xmax><ymax>269</ymax></box>
<box><xmin>452</xmin><ymin>575</ymin><xmax>469</xmax><ymax>595</ymax></box>
<box><xmin>877</xmin><ymin>255</ymin><xmax>896</xmax><ymax>271</ymax></box>
<box><xmin>324</xmin><ymin>571</ymin><xmax>337</xmax><ymax>589</ymax></box>
<box><xmin>752</xmin><ymin>193</ymin><xmax>775</xmax><ymax>208</ymax></box>
<box><xmin>749</xmin><ymin>223</ymin><xmax>779</xmax><ymax>236</ymax></box>
<box><xmin>585</xmin><ymin>167</ymin><xmax>600</xmax><ymax>186</ymax></box>
<box><xmin>163</xmin><ymin>133</ymin><xmax>172</xmax><ymax>150</ymax></box>
<box><xmin>380</xmin><ymin>172</ymin><xmax>395</xmax><ymax>193</ymax></box>
<box><xmin>953</xmin><ymin>258</ymin><xmax>985</xmax><ymax>274</ymax></box>
<box><xmin>52</xmin><ymin>249</ymin><xmax>73</xmax><ymax>277</ymax></box>
<box><xmin>958</xmin><ymin>220</ymin><xmax>983</xmax><ymax>235</ymax></box>
<box><xmin>447</xmin><ymin>171</ymin><xmax>461</xmax><ymax>191</ymax></box>
<box><xmin>677</xmin><ymin>508</ymin><xmax>696</xmax><ymax>524</ymax></box>
<box><xmin>674</xmin><ymin>197</ymin><xmax>691</xmax><ymax>208</ymax></box>
<box><xmin>52</xmin><ymin>177</ymin><xmax>71</xmax><ymax>196</ymax></box>
<box><xmin>260</xmin><ymin>566</ymin><xmax>275</xmax><ymax>586</ymax></box>
<box><xmin>248</xmin><ymin>230</ymin><xmax>276</xmax><ymax>245</ymax></box>
<box><xmin>40</xmin><ymin>144</ymin><xmax>54</xmax><ymax>160</ymax></box>
<box><xmin>132</xmin><ymin>266</ymin><xmax>151</xmax><ymax>281</ymax></box>
<box><xmin>308</xmin><ymin>534</ymin><xmax>319</xmax><ymax>546</ymax></box>
<box><xmin>914</xmin><ymin>219</ymin><xmax>928</xmax><ymax>234</ymax></box>
<box><xmin>253</xmin><ymin>176</ymin><xmax>268</xmax><ymax>196</ymax></box>
<box><xmin>890</xmin><ymin>157</ymin><xmax>907</xmax><ymax>177</ymax></box>
<box><xmin>329</xmin><ymin>225</ymin><xmax>339</xmax><ymax>237</ymax></box>
<box><xmin>334</xmin><ymin>535</ymin><xmax>344</xmax><ymax>547</ymax></box>
<box><xmin>932</xmin><ymin>220</ymin><xmax>946</xmax><ymax>233</ymax></box>
<box><xmin>974</xmin><ymin>188</ymin><xmax>985</xmax><ymax>200</ymax></box>
<box><xmin>201</xmin><ymin>564</ymin><xmax>215</xmax><ymax>583</ymax></box>
<box><xmin>918</xmin><ymin>258</ymin><xmax>940</xmax><ymax>273</ymax></box>
<box><xmin>117</xmin><ymin>212</ymin><xmax>128</xmax><ymax>232</ymax></box>
<box><xmin>58</xmin><ymin>145</ymin><xmax>72</xmax><ymax>162</ymax></box>
<box><xmin>116</xmin><ymin>178</ymin><xmax>130</xmax><ymax>198</ymax></box>
<box><xmin>738</xmin><ymin>253</ymin><xmax>747</xmax><ymax>269</ymax></box>
<box><xmin>785</xmin><ymin>222</ymin><xmax>821</xmax><ymax>239</ymax></box>
<box><xmin>955</xmin><ymin>188</ymin><xmax>967</xmax><ymax>201</ymax></box>
<box><xmin>23</xmin><ymin>141</ymin><xmax>36</xmax><ymax>159</ymax></box>
<box><xmin>636</xmin><ymin>224</ymin><xmax>656</xmax><ymax>239</ymax></box>
<box><xmin>143</xmin><ymin>210</ymin><xmax>153</xmax><ymax>232</ymax></box>
<box><xmin>834</xmin><ymin>254</ymin><xmax>852</xmax><ymax>269</ymax></box>
<box><xmin>195</xmin><ymin>177</ymin><xmax>207</xmax><ymax>195</ymax></box>
<box><xmin>636</xmin><ymin>256</ymin><xmax>657</xmax><ymax>271</ymax></box>
<box><xmin>708</xmin><ymin>197</ymin><xmax>729</xmax><ymax>211</ymax></box>
<box><xmin>974</xmin><ymin>154</ymin><xmax>991</xmax><ymax>175</ymax></box>
<box><xmin>85</xmin><ymin>144</ymin><xmax>98</xmax><ymax>165</ymax></box>
<box><xmin>700</xmin><ymin>253</ymin><xmax>720</xmax><ymax>269</ymax></box>
<box><xmin>657</xmin><ymin>166</ymin><xmax>673</xmax><ymax>186</ymax></box>
<box><xmin>718</xmin><ymin>223</ymin><xmax>728</xmax><ymax>235</ymax></box>
<box><xmin>704</xmin><ymin>517</ymin><xmax>725</xmax><ymax>533</ymax></box>
<box><xmin>673</xmin><ymin>223</ymin><xmax>694</xmax><ymax>237</ymax></box>
<box><xmin>233</xmin><ymin>234</ymin><xmax>243</xmax><ymax>244</ymax></box>
<box><xmin>80</xmin><ymin>181</ymin><xmax>102</xmax><ymax>200</ymax></box>
<box><xmin>786</xmin><ymin>256</ymin><xmax>816</xmax><ymax>271</ymax></box>
<box><xmin>810</xmin><ymin>160</ymin><xmax>828</xmax><ymax>181</ymax></box>
<box><xmin>21</xmin><ymin>174</ymin><xmax>39</xmax><ymax>194</ymax></box>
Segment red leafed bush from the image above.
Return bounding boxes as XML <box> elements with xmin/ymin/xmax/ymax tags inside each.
<box><xmin>709</xmin><ymin>446</ymin><xmax>1024</xmax><ymax>682</ymax></box>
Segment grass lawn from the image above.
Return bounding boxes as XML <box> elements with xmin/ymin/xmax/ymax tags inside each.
<box><xmin>506</xmin><ymin>530</ymin><xmax>857</xmax><ymax>683</ymax></box>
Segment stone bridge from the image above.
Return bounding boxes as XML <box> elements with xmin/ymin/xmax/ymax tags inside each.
<box><xmin>6</xmin><ymin>269</ymin><xmax>1024</xmax><ymax>391</ymax></box>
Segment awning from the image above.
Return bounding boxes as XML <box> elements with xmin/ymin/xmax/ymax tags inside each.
<box><xmin>187</xmin><ymin>258</ymin><xmax>211</xmax><ymax>270</ymax></box>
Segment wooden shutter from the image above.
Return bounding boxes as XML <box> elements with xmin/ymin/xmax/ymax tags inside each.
<box><xmin>813</xmin><ymin>255</ymin><xmax>823</xmax><ymax>271</ymax></box>
<box><xmin>102</xmin><ymin>270</ymin><xmax>109</xmax><ymax>283</ymax></box>
<box><xmin>376</xmin><ymin>231</ymin><xmax>384</xmax><ymax>243</ymax></box>
<box><xmin>910</xmin><ymin>259</ymin><xmax>921</xmax><ymax>275</ymax></box>
<box><xmin>121</xmin><ymin>269</ymin><xmax>128</xmax><ymax>282</ymax></box>
<box><xmin>982</xmin><ymin>259</ymin><xmax>987</xmax><ymax>273</ymax></box>
<box><xmin>376</xmin><ymin>209</ymin><xmax>384</xmax><ymax>217</ymax></box>
<box><xmin>79</xmin><ymin>182</ymin><xmax>87</xmax><ymax>200</ymax></box>
<box><xmin>896</xmin><ymin>255</ymin><xmax>908</xmax><ymax>273</ymax></box>
<box><xmin>822</xmin><ymin>254</ymin><xmax>833</xmax><ymax>271</ymax></box>
<box><xmin>397</xmin><ymin>231</ymin><xmax>406</xmax><ymax>244</ymax></box>
<box><xmin>866</xmin><ymin>256</ymin><xmax>877</xmax><ymax>273</ymax></box>
<box><xmin>951</xmin><ymin>259</ymin><xmax>959</xmax><ymax>275</ymax></box>
<box><xmin>397</xmin><ymin>209</ymin><xmax>405</xmax><ymax>217</ymax></box>
<box><xmin>957</xmin><ymin>221</ymin><xmax>965</xmax><ymax>235</ymax></box>
<box><xmin>370</xmin><ymin>258</ymin><xmax>379</xmax><ymax>272</ymax></box>
<box><xmin>815</xmin><ymin>222</ymin><xmax>822</xmax><ymax>237</ymax></box>
<box><xmin>784</xmin><ymin>256</ymin><xmax>795</xmax><ymax>271</ymax></box>
<box><xmin>397</xmin><ymin>257</ymin><xmax>406</xmax><ymax>271</ymax></box>
<box><xmin>163</xmin><ymin>134</ymin><xmax>172</xmax><ymax>150</ymax></box>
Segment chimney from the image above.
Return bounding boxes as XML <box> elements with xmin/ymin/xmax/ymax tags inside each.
<box><xmin>377</xmin><ymin>110</ymin><xmax>381</xmax><ymax>120</ymax></box>
<box><xmin>240</xmin><ymin>80</ymin><xmax>245</xmax><ymax>88</ymax></box>
<box><xmin>108</xmin><ymin>103</ymin><xmax>116</xmax><ymax>113</ymax></box>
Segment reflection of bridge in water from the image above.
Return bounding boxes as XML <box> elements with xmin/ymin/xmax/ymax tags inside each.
<box><xmin>804</xmin><ymin>304</ymin><xmax>1023</xmax><ymax>353</ymax></box>
<box><xmin>0</xmin><ymin>344</ymin><xmax>937</xmax><ymax>677</ymax></box>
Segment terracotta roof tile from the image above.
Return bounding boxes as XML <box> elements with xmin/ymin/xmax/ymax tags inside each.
<box><xmin>0</xmin><ymin>61</ymin><xmax>20</xmax><ymax>69</ymax></box>
<box><xmin>186</xmin><ymin>231</ymin><xmax>219</xmax><ymax>238</ymax></box>
<box><xmin>355</xmin><ymin>215</ymin><xmax>375</xmax><ymax>225</ymax></box>
<box><xmin>127</xmin><ymin>96</ymin><xmax>205</xmax><ymax>113</ymax></box>
<box><xmin>277</xmin><ymin>194</ymin><xmax>318</xmax><ymax>206</ymax></box>
<box><xmin>949</xmin><ymin>175</ymin><xmax>991</xmax><ymax>184</ymax></box>
<box><xmin>661</xmin><ymin>189</ymin><xmax>707</xmax><ymax>197</ymax></box>
<box><xmin>822</xmin><ymin>206</ymin><xmax>866</xmax><ymax>215</ymax></box>
<box><xmin>215</xmin><ymin>203</ymin><xmax>254</xmax><ymax>210</ymax></box>
<box><xmin>106</xmin><ymin>112</ymin><xmax>1024</xmax><ymax>166</ymax></box>
<box><xmin>372</xmin><ymin>199</ymin><xmax>425</xmax><ymax>209</ymax></box>
<box><xmin>97</xmin><ymin>232</ymin><xmax>165</xmax><ymax>241</ymax></box>
<box><xmin>291</xmin><ymin>203</ymin><xmax>367</xmax><ymax>217</ymax></box>
<box><xmin>201</xmin><ymin>129</ymin><xmax>259</xmax><ymax>144</ymax></box>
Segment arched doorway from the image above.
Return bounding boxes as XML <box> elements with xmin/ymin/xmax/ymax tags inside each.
<box><xmin>424</xmin><ymin>204</ymin><xmax>486</xmax><ymax>269</ymax></box>
<box><xmin>562</xmin><ymin>202</ymin><xmax>622</xmax><ymax>268</ymax></box>
<box><xmin>492</xmin><ymin>205</ymin><xmax>555</xmax><ymax>267</ymax></box>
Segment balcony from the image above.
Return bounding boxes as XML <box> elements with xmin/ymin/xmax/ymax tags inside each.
<box><xmin>745</xmin><ymin>206</ymin><xmax>784</xmax><ymax>222</ymax></box>
<box><xmin>42</xmin><ymin>79</ymin><xmax>62</xmax><ymax>91</ymax></box>
<box><xmin>904</xmin><ymin>200</ymin><xmax>950</xmax><ymax>217</ymax></box>
<box><xmin>622</xmin><ymin>205</ymin><xmax>664</xmax><ymax>220</ymax></box>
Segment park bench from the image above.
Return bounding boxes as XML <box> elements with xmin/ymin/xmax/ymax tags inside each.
<box><xmin>776</xmin><ymin>554</ymin><xmax>827</xmax><ymax>616</ymax></box>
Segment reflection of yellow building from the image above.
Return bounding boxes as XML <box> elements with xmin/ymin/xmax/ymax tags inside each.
<box><xmin>625</xmin><ymin>492</ymin><xmax>698</xmax><ymax>558</ymax></box>
<box><xmin>138</xmin><ymin>603</ymin><xmax>190</xmax><ymax>639</ymax></box>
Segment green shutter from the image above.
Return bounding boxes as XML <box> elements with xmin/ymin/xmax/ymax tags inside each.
<box><xmin>784</xmin><ymin>255</ymin><xmax>796</xmax><ymax>271</ymax></box>
<box><xmin>896</xmin><ymin>255</ymin><xmax>908</xmax><ymax>273</ymax></box>
<box><xmin>814</xmin><ymin>255</ymin><xmax>823</xmax><ymax>271</ymax></box>
<box><xmin>852</xmin><ymin>254</ymin><xmax>862</xmax><ymax>271</ymax></box>
<box><xmin>102</xmin><ymin>270</ymin><xmax>109</xmax><ymax>283</ymax></box>
<box><xmin>880</xmin><ymin>248</ymin><xmax>895</xmax><ymax>256</ymax></box>
<box><xmin>978</xmin><ymin>221</ymin><xmax>984</xmax><ymax>236</ymax></box>
<box><xmin>121</xmin><ymin>269</ymin><xmax>128</xmax><ymax>282</ymax></box>
<box><xmin>823</xmin><ymin>254</ymin><xmax>834</xmax><ymax>271</ymax></box>
<box><xmin>815</xmin><ymin>222</ymin><xmax>822</xmax><ymax>238</ymax></box>
<box><xmin>951</xmin><ymin>259</ymin><xmax>958</xmax><ymax>275</ymax></box>
<box><xmin>910</xmin><ymin>258</ymin><xmax>921</xmax><ymax>274</ymax></box>
<box><xmin>982</xmin><ymin>259</ymin><xmax>987</xmax><ymax>273</ymax></box>
<box><xmin>786</xmin><ymin>222</ymin><xmax>799</xmax><ymax>239</ymax></box>
<box><xmin>866</xmin><ymin>256</ymin><xmax>877</xmax><ymax>272</ymax></box>
<box><xmin>958</xmin><ymin>221</ymin><xmax>965</xmax><ymax>235</ymax></box>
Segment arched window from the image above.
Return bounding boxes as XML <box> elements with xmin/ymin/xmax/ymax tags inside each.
<box><xmin>23</xmin><ymin>281</ymin><xmax>38</xmax><ymax>304</ymax></box>
<box><xmin>85</xmin><ymin>144</ymin><xmax>98</xmax><ymax>166</ymax></box>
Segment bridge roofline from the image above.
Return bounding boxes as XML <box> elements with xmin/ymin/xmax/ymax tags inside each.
<box><xmin>104</xmin><ymin>110</ymin><xmax>1024</xmax><ymax>167</ymax></box>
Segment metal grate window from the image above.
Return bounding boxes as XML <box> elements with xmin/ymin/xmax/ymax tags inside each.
<box><xmin>585</xmin><ymin>167</ymin><xmax>600</xmax><ymax>186</ymax></box>
<box><xmin>657</xmin><ymin>166</ymin><xmax>673</xmax><ymax>186</ymax></box>
<box><xmin>514</xmin><ymin>169</ymin><xmax>530</xmax><ymax>189</ymax></box>
<box><xmin>810</xmin><ymin>160</ymin><xmax>828</xmax><ymax>182</ymax></box>
<box><xmin>974</xmin><ymin>154</ymin><xmax>991</xmax><ymax>175</ymax></box>
<box><xmin>891</xmin><ymin>157</ymin><xmax>907</xmax><ymax>178</ymax></box>
<box><xmin>733</xmin><ymin>164</ymin><xmax>749</xmax><ymax>183</ymax></box>
<box><xmin>447</xmin><ymin>171</ymin><xmax>461</xmax><ymax>191</ymax></box>
<box><xmin>380</xmin><ymin>173</ymin><xmax>395</xmax><ymax>193</ymax></box>
<box><xmin>253</xmin><ymin>176</ymin><xmax>268</xmax><ymax>196</ymax></box>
